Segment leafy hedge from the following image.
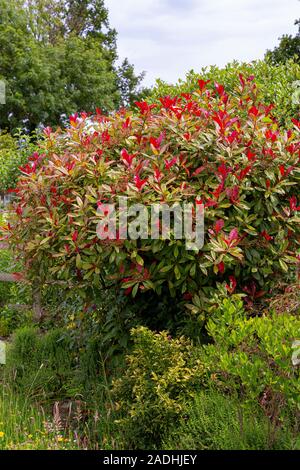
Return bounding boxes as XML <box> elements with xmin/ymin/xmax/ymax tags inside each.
<box><xmin>7</xmin><ymin>75</ymin><xmax>300</xmax><ymax>320</ymax></box>
<box><xmin>150</xmin><ymin>59</ymin><xmax>300</xmax><ymax>126</ymax></box>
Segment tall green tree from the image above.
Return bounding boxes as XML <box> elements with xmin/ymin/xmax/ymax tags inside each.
<box><xmin>0</xmin><ymin>0</ymin><xmax>145</xmax><ymax>131</ymax></box>
<box><xmin>117</xmin><ymin>58</ymin><xmax>150</xmax><ymax>107</ymax></box>
<box><xmin>22</xmin><ymin>0</ymin><xmax>117</xmax><ymax>53</ymax></box>
<box><xmin>265</xmin><ymin>19</ymin><xmax>300</xmax><ymax>64</ymax></box>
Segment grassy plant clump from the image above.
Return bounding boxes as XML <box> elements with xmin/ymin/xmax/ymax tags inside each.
<box><xmin>162</xmin><ymin>390</ymin><xmax>299</xmax><ymax>450</ymax></box>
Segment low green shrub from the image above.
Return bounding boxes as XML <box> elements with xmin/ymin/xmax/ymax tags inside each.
<box><xmin>162</xmin><ymin>389</ymin><xmax>299</xmax><ymax>450</ymax></box>
<box><xmin>112</xmin><ymin>326</ymin><xmax>204</xmax><ymax>449</ymax></box>
<box><xmin>204</xmin><ymin>299</ymin><xmax>300</xmax><ymax>420</ymax></box>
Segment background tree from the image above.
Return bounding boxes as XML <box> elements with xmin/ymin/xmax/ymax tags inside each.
<box><xmin>0</xmin><ymin>0</ymin><xmax>146</xmax><ymax>131</ymax></box>
<box><xmin>265</xmin><ymin>19</ymin><xmax>300</xmax><ymax>64</ymax></box>
<box><xmin>117</xmin><ymin>58</ymin><xmax>150</xmax><ymax>108</ymax></box>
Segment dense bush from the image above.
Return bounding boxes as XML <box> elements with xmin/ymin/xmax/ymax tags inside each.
<box><xmin>150</xmin><ymin>59</ymin><xmax>300</xmax><ymax>125</ymax></box>
<box><xmin>204</xmin><ymin>298</ymin><xmax>300</xmax><ymax>420</ymax></box>
<box><xmin>8</xmin><ymin>75</ymin><xmax>300</xmax><ymax>326</ymax></box>
<box><xmin>112</xmin><ymin>326</ymin><xmax>204</xmax><ymax>449</ymax></box>
<box><xmin>162</xmin><ymin>390</ymin><xmax>298</xmax><ymax>450</ymax></box>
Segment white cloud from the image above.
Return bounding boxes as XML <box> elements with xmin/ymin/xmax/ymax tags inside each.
<box><xmin>106</xmin><ymin>0</ymin><xmax>300</xmax><ymax>87</ymax></box>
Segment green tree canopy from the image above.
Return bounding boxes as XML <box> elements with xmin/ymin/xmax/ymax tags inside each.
<box><xmin>0</xmin><ymin>0</ymin><xmax>145</xmax><ymax>131</ymax></box>
<box><xmin>265</xmin><ymin>19</ymin><xmax>300</xmax><ymax>65</ymax></box>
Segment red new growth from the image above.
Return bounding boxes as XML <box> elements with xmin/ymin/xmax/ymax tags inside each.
<box><xmin>290</xmin><ymin>196</ymin><xmax>300</xmax><ymax>211</ymax></box>
<box><xmin>159</xmin><ymin>96</ymin><xmax>177</xmax><ymax>110</ymax></box>
<box><xmin>214</xmin><ymin>219</ymin><xmax>225</xmax><ymax>234</ymax></box>
<box><xmin>223</xmin><ymin>228</ymin><xmax>239</xmax><ymax>247</ymax></box>
<box><xmin>135</xmin><ymin>101</ymin><xmax>156</xmax><ymax>114</ymax></box>
<box><xmin>215</xmin><ymin>83</ymin><xmax>225</xmax><ymax>96</ymax></box>
<box><xmin>121</xmin><ymin>149</ymin><xmax>134</xmax><ymax>167</ymax></box>
<box><xmin>164</xmin><ymin>157</ymin><xmax>177</xmax><ymax>170</ymax></box>
<box><xmin>69</xmin><ymin>113</ymin><xmax>78</xmax><ymax>124</ymax></box>
<box><xmin>134</xmin><ymin>174</ymin><xmax>148</xmax><ymax>191</ymax></box>
<box><xmin>198</xmin><ymin>79</ymin><xmax>210</xmax><ymax>92</ymax></box>
<box><xmin>217</xmin><ymin>261</ymin><xmax>225</xmax><ymax>274</ymax></box>
<box><xmin>248</xmin><ymin>106</ymin><xmax>259</xmax><ymax>117</ymax></box>
<box><xmin>72</xmin><ymin>231</ymin><xmax>78</xmax><ymax>242</ymax></box>
<box><xmin>261</xmin><ymin>230</ymin><xmax>273</xmax><ymax>241</ymax></box>
<box><xmin>226</xmin><ymin>276</ymin><xmax>237</xmax><ymax>294</ymax></box>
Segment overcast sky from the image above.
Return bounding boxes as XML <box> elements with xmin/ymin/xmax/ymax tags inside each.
<box><xmin>105</xmin><ymin>0</ymin><xmax>300</xmax><ymax>87</ymax></box>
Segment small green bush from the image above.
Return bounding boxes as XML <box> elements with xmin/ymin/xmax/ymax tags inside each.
<box><xmin>204</xmin><ymin>299</ymin><xmax>300</xmax><ymax>419</ymax></box>
<box><xmin>112</xmin><ymin>326</ymin><xmax>204</xmax><ymax>449</ymax></box>
<box><xmin>162</xmin><ymin>389</ymin><xmax>298</xmax><ymax>450</ymax></box>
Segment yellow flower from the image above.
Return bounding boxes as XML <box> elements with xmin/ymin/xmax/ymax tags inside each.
<box><xmin>57</xmin><ymin>437</ymin><xmax>64</xmax><ymax>442</ymax></box>
<box><xmin>0</xmin><ymin>432</ymin><xmax>5</xmax><ymax>439</ymax></box>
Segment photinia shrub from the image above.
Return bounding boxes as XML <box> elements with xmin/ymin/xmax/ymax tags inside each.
<box><xmin>6</xmin><ymin>75</ymin><xmax>300</xmax><ymax>320</ymax></box>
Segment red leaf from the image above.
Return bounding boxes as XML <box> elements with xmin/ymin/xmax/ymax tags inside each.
<box><xmin>154</xmin><ymin>167</ymin><xmax>162</xmax><ymax>182</ymax></box>
<box><xmin>134</xmin><ymin>174</ymin><xmax>148</xmax><ymax>191</ymax></box>
<box><xmin>43</xmin><ymin>126</ymin><xmax>52</xmax><ymax>137</ymax></box>
<box><xmin>159</xmin><ymin>96</ymin><xmax>177</xmax><ymax>109</ymax></box>
<box><xmin>226</xmin><ymin>275</ymin><xmax>237</xmax><ymax>294</ymax></box>
<box><xmin>217</xmin><ymin>261</ymin><xmax>225</xmax><ymax>274</ymax></box>
<box><xmin>291</xmin><ymin>118</ymin><xmax>300</xmax><ymax>129</ymax></box>
<box><xmin>101</xmin><ymin>130</ymin><xmax>110</xmax><ymax>143</ymax></box>
<box><xmin>69</xmin><ymin>113</ymin><xmax>78</xmax><ymax>124</ymax></box>
<box><xmin>183</xmin><ymin>292</ymin><xmax>193</xmax><ymax>300</ymax></box>
<box><xmin>192</xmin><ymin>166</ymin><xmax>206</xmax><ymax>176</ymax></box>
<box><xmin>215</xmin><ymin>82</ymin><xmax>225</xmax><ymax>96</ymax></box>
<box><xmin>198</xmin><ymin>79</ymin><xmax>210</xmax><ymax>91</ymax></box>
<box><xmin>135</xmin><ymin>101</ymin><xmax>156</xmax><ymax>114</ymax></box>
<box><xmin>261</xmin><ymin>230</ymin><xmax>273</xmax><ymax>241</ymax></box>
<box><xmin>246</xmin><ymin>149</ymin><xmax>256</xmax><ymax>161</ymax></box>
<box><xmin>165</xmin><ymin>157</ymin><xmax>177</xmax><ymax>170</ymax></box>
<box><xmin>248</xmin><ymin>106</ymin><xmax>259</xmax><ymax>117</ymax></box>
<box><xmin>290</xmin><ymin>195</ymin><xmax>300</xmax><ymax>211</ymax></box>
<box><xmin>214</xmin><ymin>219</ymin><xmax>225</xmax><ymax>234</ymax></box>
<box><xmin>239</xmin><ymin>73</ymin><xmax>245</xmax><ymax>88</ymax></box>
<box><xmin>121</xmin><ymin>148</ymin><xmax>134</xmax><ymax>167</ymax></box>
<box><xmin>12</xmin><ymin>272</ymin><xmax>24</xmax><ymax>281</ymax></box>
